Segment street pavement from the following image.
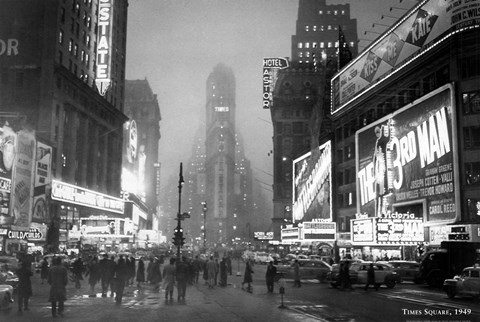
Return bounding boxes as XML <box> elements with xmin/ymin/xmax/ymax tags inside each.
<box><xmin>1</xmin><ymin>265</ymin><xmax>318</xmax><ymax>322</ymax></box>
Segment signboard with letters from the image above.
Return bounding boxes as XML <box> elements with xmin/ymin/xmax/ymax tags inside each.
<box><xmin>262</xmin><ymin>57</ymin><xmax>289</xmax><ymax>109</ymax></box>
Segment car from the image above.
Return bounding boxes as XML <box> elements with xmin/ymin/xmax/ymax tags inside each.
<box><xmin>443</xmin><ymin>266</ymin><xmax>480</xmax><ymax>299</ymax></box>
<box><xmin>329</xmin><ymin>261</ymin><xmax>398</xmax><ymax>289</ymax></box>
<box><xmin>280</xmin><ymin>254</ymin><xmax>297</xmax><ymax>264</ymax></box>
<box><xmin>0</xmin><ymin>271</ymin><xmax>18</xmax><ymax>294</ymax></box>
<box><xmin>0</xmin><ymin>284</ymin><xmax>14</xmax><ymax>310</ymax></box>
<box><xmin>276</xmin><ymin>259</ymin><xmax>332</xmax><ymax>282</ymax></box>
<box><xmin>254</xmin><ymin>252</ymin><xmax>272</xmax><ymax>264</ymax></box>
<box><xmin>296</xmin><ymin>254</ymin><xmax>308</xmax><ymax>260</ymax></box>
<box><xmin>0</xmin><ymin>256</ymin><xmax>19</xmax><ymax>272</ymax></box>
<box><xmin>326</xmin><ymin>259</ymin><xmax>363</xmax><ymax>286</ymax></box>
<box><xmin>388</xmin><ymin>260</ymin><xmax>421</xmax><ymax>283</ymax></box>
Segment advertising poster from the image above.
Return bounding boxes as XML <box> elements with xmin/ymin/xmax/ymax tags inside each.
<box><xmin>11</xmin><ymin>130</ymin><xmax>36</xmax><ymax>228</ymax></box>
<box><xmin>331</xmin><ymin>0</ymin><xmax>480</xmax><ymax>114</ymax></box>
<box><xmin>356</xmin><ymin>84</ymin><xmax>459</xmax><ymax>225</ymax></box>
<box><xmin>0</xmin><ymin>124</ymin><xmax>15</xmax><ymax>227</ymax></box>
<box><xmin>292</xmin><ymin>141</ymin><xmax>332</xmax><ymax>222</ymax></box>
<box><xmin>32</xmin><ymin>141</ymin><xmax>52</xmax><ymax>224</ymax></box>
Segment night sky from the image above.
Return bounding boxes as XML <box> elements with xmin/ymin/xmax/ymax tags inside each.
<box><xmin>125</xmin><ymin>0</ymin><xmax>415</xmax><ymax>192</ymax></box>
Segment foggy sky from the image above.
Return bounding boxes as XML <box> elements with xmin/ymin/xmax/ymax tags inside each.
<box><xmin>125</xmin><ymin>0</ymin><xmax>412</xmax><ymax>193</ymax></box>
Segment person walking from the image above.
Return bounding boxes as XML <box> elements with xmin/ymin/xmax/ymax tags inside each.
<box><xmin>150</xmin><ymin>257</ymin><xmax>162</xmax><ymax>292</ymax></box>
<box><xmin>206</xmin><ymin>256</ymin><xmax>217</xmax><ymax>289</ymax></box>
<box><xmin>162</xmin><ymin>258</ymin><xmax>176</xmax><ymax>301</ymax></box>
<box><xmin>146</xmin><ymin>257</ymin><xmax>154</xmax><ymax>284</ymax></box>
<box><xmin>127</xmin><ymin>256</ymin><xmax>136</xmax><ymax>286</ymax></box>
<box><xmin>219</xmin><ymin>257</ymin><xmax>227</xmax><ymax>287</ymax></box>
<box><xmin>292</xmin><ymin>259</ymin><xmax>301</xmax><ymax>287</ymax></box>
<box><xmin>364</xmin><ymin>263</ymin><xmax>378</xmax><ymax>291</ymax></box>
<box><xmin>16</xmin><ymin>260</ymin><xmax>33</xmax><ymax>312</ymax></box>
<box><xmin>192</xmin><ymin>255</ymin><xmax>201</xmax><ymax>284</ymax></box>
<box><xmin>72</xmin><ymin>256</ymin><xmax>84</xmax><ymax>289</ymax></box>
<box><xmin>341</xmin><ymin>261</ymin><xmax>353</xmax><ymax>290</ymax></box>
<box><xmin>265</xmin><ymin>261</ymin><xmax>277</xmax><ymax>293</ymax></box>
<box><xmin>176</xmin><ymin>256</ymin><xmax>189</xmax><ymax>301</ymax></box>
<box><xmin>48</xmin><ymin>256</ymin><xmax>68</xmax><ymax>317</ymax></box>
<box><xmin>113</xmin><ymin>256</ymin><xmax>129</xmax><ymax>304</ymax></box>
<box><xmin>136</xmin><ymin>257</ymin><xmax>145</xmax><ymax>288</ymax></box>
<box><xmin>226</xmin><ymin>256</ymin><xmax>232</xmax><ymax>275</ymax></box>
<box><xmin>241</xmin><ymin>259</ymin><xmax>254</xmax><ymax>292</ymax></box>
<box><xmin>87</xmin><ymin>257</ymin><xmax>100</xmax><ymax>297</ymax></box>
<box><xmin>40</xmin><ymin>257</ymin><xmax>49</xmax><ymax>284</ymax></box>
<box><xmin>99</xmin><ymin>254</ymin><xmax>114</xmax><ymax>298</ymax></box>
<box><xmin>214</xmin><ymin>258</ymin><xmax>220</xmax><ymax>286</ymax></box>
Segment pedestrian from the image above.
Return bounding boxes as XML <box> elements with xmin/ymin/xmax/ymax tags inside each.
<box><xmin>127</xmin><ymin>256</ymin><xmax>136</xmax><ymax>286</ymax></box>
<box><xmin>99</xmin><ymin>254</ymin><xmax>114</xmax><ymax>298</ymax></box>
<box><xmin>292</xmin><ymin>259</ymin><xmax>301</xmax><ymax>287</ymax></box>
<box><xmin>136</xmin><ymin>257</ymin><xmax>145</xmax><ymax>287</ymax></box>
<box><xmin>203</xmin><ymin>260</ymin><xmax>208</xmax><ymax>285</ymax></box>
<box><xmin>16</xmin><ymin>260</ymin><xmax>33</xmax><ymax>312</ymax></box>
<box><xmin>219</xmin><ymin>257</ymin><xmax>227</xmax><ymax>287</ymax></box>
<box><xmin>150</xmin><ymin>257</ymin><xmax>162</xmax><ymax>292</ymax></box>
<box><xmin>265</xmin><ymin>261</ymin><xmax>277</xmax><ymax>293</ymax></box>
<box><xmin>214</xmin><ymin>258</ymin><xmax>219</xmax><ymax>285</ymax></box>
<box><xmin>72</xmin><ymin>256</ymin><xmax>84</xmax><ymax>289</ymax></box>
<box><xmin>40</xmin><ymin>257</ymin><xmax>49</xmax><ymax>284</ymax></box>
<box><xmin>113</xmin><ymin>256</ymin><xmax>129</xmax><ymax>304</ymax></box>
<box><xmin>48</xmin><ymin>256</ymin><xmax>68</xmax><ymax>317</ymax></box>
<box><xmin>146</xmin><ymin>257</ymin><xmax>154</xmax><ymax>284</ymax></box>
<box><xmin>192</xmin><ymin>255</ymin><xmax>201</xmax><ymax>284</ymax></box>
<box><xmin>162</xmin><ymin>258</ymin><xmax>176</xmax><ymax>301</ymax></box>
<box><xmin>176</xmin><ymin>256</ymin><xmax>189</xmax><ymax>301</ymax></box>
<box><xmin>341</xmin><ymin>261</ymin><xmax>353</xmax><ymax>290</ymax></box>
<box><xmin>87</xmin><ymin>256</ymin><xmax>100</xmax><ymax>297</ymax></box>
<box><xmin>364</xmin><ymin>263</ymin><xmax>378</xmax><ymax>291</ymax></box>
<box><xmin>226</xmin><ymin>256</ymin><xmax>232</xmax><ymax>275</ymax></box>
<box><xmin>206</xmin><ymin>256</ymin><xmax>217</xmax><ymax>288</ymax></box>
<box><xmin>241</xmin><ymin>259</ymin><xmax>254</xmax><ymax>292</ymax></box>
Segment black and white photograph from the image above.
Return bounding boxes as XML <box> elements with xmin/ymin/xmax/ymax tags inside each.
<box><xmin>0</xmin><ymin>0</ymin><xmax>479</xmax><ymax>321</ymax></box>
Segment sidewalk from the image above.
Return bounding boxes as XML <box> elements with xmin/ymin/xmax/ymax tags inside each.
<box><xmin>1</xmin><ymin>269</ymin><xmax>315</xmax><ymax>322</ymax></box>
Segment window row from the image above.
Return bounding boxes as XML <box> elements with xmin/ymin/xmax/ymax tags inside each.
<box><xmin>463</xmin><ymin>91</ymin><xmax>480</xmax><ymax>115</ymax></box>
<box><xmin>304</xmin><ymin>24</ymin><xmax>347</xmax><ymax>32</ymax></box>
<box><xmin>466</xmin><ymin>162</ymin><xmax>480</xmax><ymax>186</ymax></box>
<box><xmin>318</xmin><ymin>10</ymin><xmax>346</xmax><ymax>16</ymax></box>
<box><xmin>337</xmin><ymin>192</ymin><xmax>356</xmax><ymax>209</ymax></box>
<box><xmin>298</xmin><ymin>41</ymin><xmax>354</xmax><ymax>49</ymax></box>
<box><xmin>336</xmin><ymin>167</ymin><xmax>355</xmax><ymax>186</ymax></box>
<box><xmin>464</xmin><ymin>126</ymin><xmax>480</xmax><ymax>149</ymax></box>
<box><xmin>336</xmin><ymin>143</ymin><xmax>355</xmax><ymax>163</ymax></box>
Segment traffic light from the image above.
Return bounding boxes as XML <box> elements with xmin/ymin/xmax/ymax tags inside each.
<box><xmin>173</xmin><ymin>226</ymin><xmax>185</xmax><ymax>246</ymax></box>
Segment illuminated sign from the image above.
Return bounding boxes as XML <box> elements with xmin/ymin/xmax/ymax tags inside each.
<box><xmin>376</xmin><ymin>218</ymin><xmax>424</xmax><ymax>244</ymax></box>
<box><xmin>51</xmin><ymin>180</ymin><xmax>124</xmax><ymax>214</ymax></box>
<box><xmin>254</xmin><ymin>231</ymin><xmax>274</xmax><ymax>240</ymax></box>
<box><xmin>292</xmin><ymin>141</ymin><xmax>332</xmax><ymax>222</ymax></box>
<box><xmin>356</xmin><ymin>85</ymin><xmax>459</xmax><ymax>225</ymax></box>
<box><xmin>262</xmin><ymin>57</ymin><xmax>289</xmax><ymax>109</ymax></box>
<box><xmin>7</xmin><ymin>227</ymin><xmax>42</xmax><ymax>240</ymax></box>
<box><xmin>302</xmin><ymin>221</ymin><xmax>336</xmax><ymax>241</ymax></box>
<box><xmin>79</xmin><ymin>217</ymin><xmax>134</xmax><ymax>238</ymax></box>
<box><xmin>352</xmin><ymin>218</ymin><xmax>375</xmax><ymax>243</ymax></box>
<box><xmin>281</xmin><ymin>227</ymin><xmax>299</xmax><ymax>241</ymax></box>
<box><xmin>0</xmin><ymin>39</ymin><xmax>18</xmax><ymax>56</ymax></box>
<box><xmin>214</xmin><ymin>106</ymin><xmax>229</xmax><ymax>112</ymax></box>
<box><xmin>445</xmin><ymin>224</ymin><xmax>480</xmax><ymax>243</ymax></box>
<box><xmin>332</xmin><ymin>0</ymin><xmax>480</xmax><ymax>114</ymax></box>
<box><xmin>95</xmin><ymin>0</ymin><xmax>113</xmax><ymax>96</ymax></box>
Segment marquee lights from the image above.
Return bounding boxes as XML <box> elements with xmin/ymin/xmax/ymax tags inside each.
<box><xmin>95</xmin><ymin>0</ymin><xmax>113</xmax><ymax>96</ymax></box>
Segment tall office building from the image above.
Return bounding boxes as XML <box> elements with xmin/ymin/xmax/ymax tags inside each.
<box><xmin>270</xmin><ymin>0</ymin><xmax>357</xmax><ymax>240</ymax></box>
<box><xmin>0</xmin><ymin>0</ymin><xmax>129</xmax><ymax>252</ymax></box>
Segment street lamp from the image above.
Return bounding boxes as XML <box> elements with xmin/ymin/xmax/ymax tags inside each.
<box><xmin>173</xmin><ymin>162</ymin><xmax>187</xmax><ymax>260</ymax></box>
<box><xmin>201</xmin><ymin>201</ymin><xmax>207</xmax><ymax>250</ymax></box>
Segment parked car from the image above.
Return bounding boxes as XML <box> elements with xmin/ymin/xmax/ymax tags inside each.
<box><xmin>329</xmin><ymin>261</ymin><xmax>398</xmax><ymax>289</ymax></box>
<box><xmin>296</xmin><ymin>254</ymin><xmax>308</xmax><ymax>260</ymax></box>
<box><xmin>254</xmin><ymin>252</ymin><xmax>272</xmax><ymax>264</ymax></box>
<box><xmin>388</xmin><ymin>260</ymin><xmax>421</xmax><ymax>283</ymax></box>
<box><xmin>276</xmin><ymin>259</ymin><xmax>332</xmax><ymax>282</ymax></box>
<box><xmin>0</xmin><ymin>283</ymin><xmax>14</xmax><ymax>310</ymax></box>
<box><xmin>326</xmin><ymin>259</ymin><xmax>363</xmax><ymax>286</ymax></box>
<box><xmin>280</xmin><ymin>254</ymin><xmax>297</xmax><ymax>264</ymax></box>
<box><xmin>443</xmin><ymin>266</ymin><xmax>480</xmax><ymax>299</ymax></box>
<box><xmin>0</xmin><ymin>271</ymin><xmax>18</xmax><ymax>294</ymax></box>
<box><xmin>0</xmin><ymin>256</ymin><xmax>19</xmax><ymax>272</ymax></box>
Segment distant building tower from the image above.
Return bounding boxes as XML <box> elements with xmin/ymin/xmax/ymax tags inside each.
<box><xmin>124</xmin><ymin>79</ymin><xmax>161</xmax><ymax>229</ymax></box>
<box><xmin>204</xmin><ymin>64</ymin><xmax>237</xmax><ymax>245</ymax></box>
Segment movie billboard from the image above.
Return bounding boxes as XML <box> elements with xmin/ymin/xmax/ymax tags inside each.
<box><xmin>356</xmin><ymin>84</ymin><xmax>459</xmax><ymax>225</ymax></box>
<box><xmin>292</xmin><ymin>141</ymin><xmax>332</xmax><ymax>223</ymax></box>
<box><xmin>32</xmin><ymin>141</ymin><xmax>52</xmax><ymax>224</ymax></box>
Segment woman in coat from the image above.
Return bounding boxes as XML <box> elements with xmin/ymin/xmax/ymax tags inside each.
<box><xmin>87</xmin><ymin>257</ymin><xmax>100</xmax><ymax>296</ymax></box>
<box><xmin>136</xmin><ymin>257</ymin><xmax>145</xmax><ymax>287</ymax></box>
<box><xmin>241</xmin><ymin>259</ymin><xmax>254</xmax><ymax>292</ymax></box>
<box><xmin>150</xmin><ymin>257</ymin><xmax>162</xmax><ymax>292</ymax></box>
<box><xmin>16</xmin><ymin>261</ymin><xmax>33</xmax><ymax>312</ymax></box>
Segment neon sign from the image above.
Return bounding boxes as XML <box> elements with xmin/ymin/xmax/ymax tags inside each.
<box><xmin>262</xmin><ymin>57</ymin><xmax>289</xmax><ymax>109</ymax></box>
<box><xmin>95</xmin><ymin>0</ymin><xmax>112</xmax><ymax>96</ymax></box>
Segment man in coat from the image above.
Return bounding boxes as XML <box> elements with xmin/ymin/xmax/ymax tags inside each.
<box><xmin>16</xmin><ymin>260</ymin><xmax>33</xmax><ymax>312</ymax></box>
<box><xmin>162</xmin><ymin>257</ymin><xmax>176</xmax><ymax>301</ymax></box>
<box><xmin>176</xmin><ymin>257</ymin><xmax>189</xmax><ymax>301</ymax></box>
<box><xmin>265</xmin><ymin>261</ymin><xmax>277</xmax><ymax>293</ymax></box>
<box><xmin>99</xmin><ymin>254</ymin><xmax>115</xmax><ymax>298</ymax></box>
<box><xmin>48</xmin><ymin>257</ymin><xmax>68</xmax><ymax>317</ymax></box>
<box><xmin>113</xmin><ymin>256</ymin><xmax>130</xmax><ymax>304</ymax></box>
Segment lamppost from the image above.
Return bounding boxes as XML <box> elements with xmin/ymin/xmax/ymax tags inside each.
<box><xmin>173</xmin><ymin>163</ymin><xmax>186</xmax><ymax>260</ymax></box>
<box><xmin>201</xmin><ymin>201</ymin><xmax>207</xmax><ymax>250</ymax></box>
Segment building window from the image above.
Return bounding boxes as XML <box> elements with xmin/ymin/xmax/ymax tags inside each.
<box><xmin>463</xmin><ymin>91</ymin><xmax>480</xmax><ymax>115</ymax></box>
<box><xmin>68</xmin><ymin>39</ymin><xmax>73</xmax><ymax>52</ymax></box>
<box><xmin>74</xmin><ymin>44</ymin><xmax>78</xmax><ymax>57</ymax></box>
<box><xmin>298</xmin><ymin>52</ymin><xmax>303</xmax><ymax>58</ymax></box>
<box><xmin>58</xmin><ymin>30</ymin><xmax>64</xmax><ymax>44</ymax></box>
<box><xmin>60</xmin><ymin>7</ymin><xmax>65</xmax><ymax>23</ymax></box>
<box><xmin>328</xmin><ymin>42</ymin><xmax>332</xmax><ymax>48</ymax></box>
<box><xmin>334</xmin><ymin>10</ymin><xmax>338</xmax><ymax>15</ymax></box>
<box><xmin>305</xmin><ymin>25</ymin><xmax>309</xmax><ymax>32</ymax></box>
<box><xmin>57</xmin><ymin>50</ymin><xmax>63</xmax><ymax>65</ymax></box>
<box><xmin>464</xmin><ymin>126</ymin><xmax>480</xmax><ymax>149</ymax></box>
<box><xmin>313</xmin><ymin>25</ymin><xmax>317</xmax><ymax>31</ymax></box>
<box><xmin>319</xmin><ymin>10</ymin><xmax>323</xmax><ymax>14</ymax></box>
<box><xmin>297</xmin><ymin>43</ymin><xmax>303</xmax><ymax>49</ymax></box>
<box><xmin>328</xmin><ymin>25</ymin><xmax>332</xmax><ymax>30</ymax></box>
<box><xmin>305</xmin><ymin>42</ymin><xmax>310</xmax><ymax>48</ymax></box>
<box><xmin>320</xmin><ymin>42</ymin><xmax>325</xmax><ymax>48</ymax></box>
<box><xmin>466</xmin><ymin>162</ymin><xmax>480</xmax><ymax>185</ymax></box>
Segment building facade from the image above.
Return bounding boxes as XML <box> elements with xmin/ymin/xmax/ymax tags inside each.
<box><xmin>0</xmin><ymin>0</ymin><xmax>129</xmax><ymax>253</ymax></box>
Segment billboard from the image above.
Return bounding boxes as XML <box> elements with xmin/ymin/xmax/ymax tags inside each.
<box><xmin>356</xmin><ymin>84</ymin><xmax>459</xmax><ymax>225</ymax></box>
<box><xmin>0</xmin><ymin>124</ymin><xmax>15</xmax><ymax>227</ymax></box>
<box><xmin>331</xmin><ymin>0</ymin><xmax>480</xmax><ymax>114</ymax></box>
<box><xmin>262</xmin><ymin>57</ymin><xmax>289</xmax><ymax>109</ymax></box>
<box><xmin>32</xmin><ymin>141</ymin><xmax>52</xmax><ymax>224</ymax></box>
<box><xmin>292</xmin><ymin>141</ymin><xmax>332</xmax><ymax>223</ymax></box>
<box><xmin>95</xmin><ymin>0</ymin><xmax>113</xmax><ymax>96</ymax></box>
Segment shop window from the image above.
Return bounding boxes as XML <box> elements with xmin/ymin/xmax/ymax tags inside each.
<box><xmin>466</xmin><ymin>162</ymin><xmax>480</xmax><ymax>185</ymax></box>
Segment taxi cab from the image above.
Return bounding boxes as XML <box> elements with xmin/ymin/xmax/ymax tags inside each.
<box><xmin>443</xmin><ymin>266</ymin><xmax>480</xmax><ymax>299</ymax></box>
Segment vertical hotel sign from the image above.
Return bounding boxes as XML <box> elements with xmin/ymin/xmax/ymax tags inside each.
<box><xmin>95</xmin><ymin>0</ymin><xmax>112</xmax><ymax>96</ymax></box>
<box><xmin>263</xmin><ymin>58</ymin><xmax>289</xmax><ymax>109</ymax></box>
